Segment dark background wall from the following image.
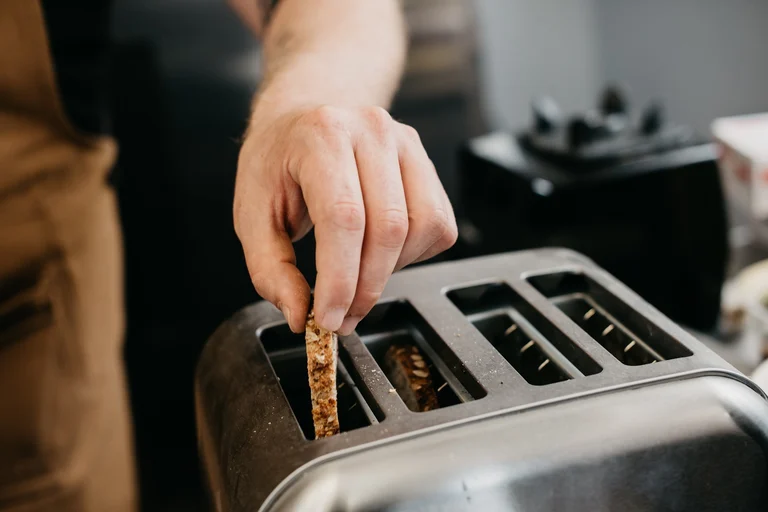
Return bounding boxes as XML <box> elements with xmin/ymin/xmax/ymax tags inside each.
<box><xmin>111</xmin><ymin>3</ymin><xmax>260</xmax><ymax>509</ymax></box>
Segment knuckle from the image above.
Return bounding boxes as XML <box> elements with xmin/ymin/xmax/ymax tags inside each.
<box><xmin>248</xmin><ymin>267</ymin><xmax>262</xmax><ymax>286</ymax></box>
<box><xmin>374</xmin><ymin>208</ymin><xmax>409</xmax><ymax>249</ymax></box>
<box><xmin>443</xmin><ymin>221</ymin><xmax>459</xmax><ymax>249</ymax></box>
<box><xmin>307</xmin><ymin>105</ymin><xmax>345</xmax><ymax>133</ymax></box>
<box><xmin>232</xmin><ymin>200</ymin><xmax>253</xmax><ymax>241</ymax></box>
<box><xmin>360</xmin><ymin>106</ymin><xmax>393</xmax><ymax>141</ymax></box>
<box><xmin>423</xmin><ymin>207</ymin><xmax>457</xmax><ymax>247</ymax></box>
<box><xmin>361</xmin><ymin>105</ymin><xmax>391</xmax><ymax>125</ymax></box>
<box><xmin>247</xmin><ymin>267</ymin><xmax>269</xmax><ymax>296</ymax></box>
<box><xmin>298</xmin><ymin>106</ymin><xmax>349</xmax><ymax>158</ymax></box>
<box><xmin>327</xmin><ymin>201</ymin><xmax>366</xmax><ymax>233</ymax></box>
<box><xmin>438</xmin><ymin>209</ymin><xmax>459</xmax><ymax>248</ymax></box>
<box><xmin>401</xmin><ymin>123</ymin><xmax>421</xmax><ymax>143</ymax></box>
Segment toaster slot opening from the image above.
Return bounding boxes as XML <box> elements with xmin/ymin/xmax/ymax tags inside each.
<box><xmin>260</xmin><ymin>324</ymin><xmax>381</xmax><ymax>440</ymax></box>
<box><xmin>528</xmin><ymin>272</ymin><xmax>693</xmax><ymax>365</ymax></box>
<box><xmin>474</xmin><ymin>314</ymin><xmax>569</xmax><ymax>385</ymax></box>
<box><xmin>355</xmin><ymin>301</ymin><xmax>486</xmax><ymax>412</ymax></box>
<box><xmin>447</xmin><ymin>283</ymin><xmax>601</xmax><ymax>383</ymax></box>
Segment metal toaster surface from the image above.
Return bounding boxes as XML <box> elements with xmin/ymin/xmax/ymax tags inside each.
<box><xmin>196</xmin><ymin>248</ymin><xmax>768</xmax><ymax>512</ymax></box>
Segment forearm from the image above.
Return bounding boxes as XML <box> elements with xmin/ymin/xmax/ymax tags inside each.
<box><xmin>253</xmin><ymin>0</ymin><xmax>407</xmax><ymax>117</ymax></box>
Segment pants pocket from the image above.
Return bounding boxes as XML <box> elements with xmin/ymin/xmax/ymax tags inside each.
<box><xmin>0</xmin><ymin>258</ymin><xmax>84</xmax><ymax>504</ymax></box>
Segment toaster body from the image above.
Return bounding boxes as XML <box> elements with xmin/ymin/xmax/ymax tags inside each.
<box><xmin>196</xmin><ymin>249</ymin><xmax>768</xmax><ymax>511</ymax></box>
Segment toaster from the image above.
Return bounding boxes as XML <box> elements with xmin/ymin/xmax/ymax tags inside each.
<box><xmin>195</xmin><ymin>249</ymin><xmax>768</xmax><ymax>512</ymax></box>
<box><xmin>455</xmin><ymin>87</ymin><xmax>729</xmax><ymax>332</ymax></box>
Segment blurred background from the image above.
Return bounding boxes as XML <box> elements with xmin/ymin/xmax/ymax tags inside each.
<box><xmin>107</xmin><ymin>0</ymin><xmax>768</xmax><ymax>509</ymax></box>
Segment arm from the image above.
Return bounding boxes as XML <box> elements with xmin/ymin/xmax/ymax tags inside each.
<box><xmin>230</xmin><ymin>0</ymin><xmax>406</xmax><ymax>108</ymax></box>
<box><xmin>231</xmin><ymin>0</ymin><xmax>457</xmax><ymax>335</ymax></box>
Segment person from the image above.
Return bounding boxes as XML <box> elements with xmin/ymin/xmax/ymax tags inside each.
<box><xmin>0</xmin><ymin>0</ymin><xmax>457</xmax><ymax>511</ymax></box>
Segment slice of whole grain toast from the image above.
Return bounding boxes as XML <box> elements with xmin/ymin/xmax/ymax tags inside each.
<box><xmin>305</xmin><ymin>310</ymin><xmax>340</xmax><ymax>438</ymax></box>
<box><xmin>384</xmin><ymin>344</ymin><xmax>439</xmax><ymax>412</ymax></box>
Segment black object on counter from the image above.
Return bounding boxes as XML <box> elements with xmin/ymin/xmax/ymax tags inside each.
<box><xmin>456</xmin><ymin>85</ymin><xmax>728</xmax><ymax>332</ymax></box>
<box><xmin>196</xmin><ymin>249</ymin><xmax>768</xmax><ymax>511</ymax></box>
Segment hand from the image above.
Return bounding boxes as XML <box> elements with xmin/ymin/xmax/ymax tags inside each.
<box><xmin>234</xmin><ymin>103</ymin><xmax>457</xmax><ymax>335</ymax></box>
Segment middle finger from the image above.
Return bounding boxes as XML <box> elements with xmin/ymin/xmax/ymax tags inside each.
<box><xmin>339</xmin><ymin>109</ymin><xmax>408</xmax><ymax>334</ymax></box>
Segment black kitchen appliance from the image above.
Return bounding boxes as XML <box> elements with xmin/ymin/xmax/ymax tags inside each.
<box><xmin>195</xmin><ymin>249</ymin><xmax>768</xmax><ymax>512</ymax></box>
<box><xmin>456</xmin><ymin>86</ymin><xmax>728</xmax><ymax>332</ymax></box>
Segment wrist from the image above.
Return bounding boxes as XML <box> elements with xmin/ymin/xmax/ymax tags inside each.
<box><xmin>250</xmin><ymin>59</ymin><xmax>396</xmax><ymax>131</ymax></box>
<box><xmin>250</xmin><ymin>81</ymin><xmax>321</xmax><ymax>128</ymax></box>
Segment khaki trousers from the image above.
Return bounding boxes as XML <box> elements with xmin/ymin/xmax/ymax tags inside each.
<box><xmin>0</xmin><ymin>0</ymin><xmax>137</xmax><ymax>510</ymax></box>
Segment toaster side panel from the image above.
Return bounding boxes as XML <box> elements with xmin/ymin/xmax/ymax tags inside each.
<box><xmin>264</xmin><ymin>376</ymin><xmax>768</xmax><ymax>512</ymax></box>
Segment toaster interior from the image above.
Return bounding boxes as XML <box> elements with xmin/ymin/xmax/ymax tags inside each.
<box><xmin>447</xmin><ymin>282</ymin><xmax>602</xmax><ymax>385</ymax></box>
<box><xmin>258</xmin><ymin>269</ymin><xmax>700</xmax><ymax>438</ymax></box>
<box><xmin>260</xmin><ymin>324</ymin><xmax>383</xmax><ymax>440</ymax></box>
<box><xmin>355</xmin><ymin>300</ymin><xmax>487</xmax><ymax>411</ymax></box>
<box><xmin>528</xmin><ymin>271</ymin><xmax>693</xmax><ymax>365</ymax></box>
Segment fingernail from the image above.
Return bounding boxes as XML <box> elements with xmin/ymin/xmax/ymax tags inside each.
<box><xmin>319</xmin><ymin>307</ymin><xmax>346</xmax><ymax>332</ymax></box>
<box><xmin>339</xmin><ymin>316</ymin><xmax>362</xmax><ymax>336</ymax></box>
<box><xmin>279</xmin><ymin>304</ymin><xmax>293</xmax><ymax>329</ymax></box>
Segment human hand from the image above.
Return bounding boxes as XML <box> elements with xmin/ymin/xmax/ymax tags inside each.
<box><xmin>234</xmin><ymin>102</ymin><xmax>457</xmax><ymax>335</ymax></box>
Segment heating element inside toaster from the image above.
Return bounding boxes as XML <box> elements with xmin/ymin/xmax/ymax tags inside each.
<box><xmin>447</xmin><ymin>282</ymin><xmax>602</xmax><ymax>385</ymax></box>
<box><xmin>528</xmin><ymin>271</ymin><xmax>693</xmax><ymax>365</ymax></box>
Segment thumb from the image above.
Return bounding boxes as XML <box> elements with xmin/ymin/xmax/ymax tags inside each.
<box><xmin>239</xmin><ymin>222</ymin><xmax>310</xmax><ymax>334</ymax></box>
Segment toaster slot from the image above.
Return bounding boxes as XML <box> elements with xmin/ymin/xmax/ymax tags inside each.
<box><xmin>260</xmin><ymin>324</ymin><xmax>381</xmax><ymax>440</ymax></box>
<box><xmin>473</xmin><ymin>313</ymin><xmax>569</xmax><ymax>385</ymax></box>
<box><xmin>447</xmin><ymin>283</ymin><xmax>601</xmax><ymax>384</ymax></box>
<box><xmin>355</xmin><ymin>301</ymin><xmax>486</xmax><ymax>412</ymax></box>
<box><xmin>555</xmin><ymin>297</ymin><xmax>657</xmax><ymax>365</ymax></box>
<box><xmin>528</xmin><ymin>272</ymin><xmax>693</xmax><ymax>365</ymax></box>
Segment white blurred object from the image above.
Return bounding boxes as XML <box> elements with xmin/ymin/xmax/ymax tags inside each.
<box><xmin>712</xmin><ymin>113</ymin><xmax>768</xmax><ymax>224</ymax></box>
<box><xmin>725</xmin><ymin>259</ymin><xmax>768</xmax><ymax>368</ymax></box>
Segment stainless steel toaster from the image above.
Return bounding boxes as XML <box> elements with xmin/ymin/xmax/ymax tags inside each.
<box><xmin>195</xmin><ymin>249</ymin><xmax>768</xmax><ymax>512</ymax></box>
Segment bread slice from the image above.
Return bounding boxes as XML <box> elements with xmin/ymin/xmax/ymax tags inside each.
<box><xmin>305</xmin><ymin>310</ymin><xmax>340</xmax><ymax>438</ymax></box>
<box><xmin>384</xmin><ymin>344</ymin><xmax>439</xmax><ymax>412</ymax></box>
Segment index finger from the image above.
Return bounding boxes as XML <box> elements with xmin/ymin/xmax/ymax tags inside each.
<box><xmin>294</xmin><ymin>133</ymin><xmax>365</xmax><ymax>332</ymax></box>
